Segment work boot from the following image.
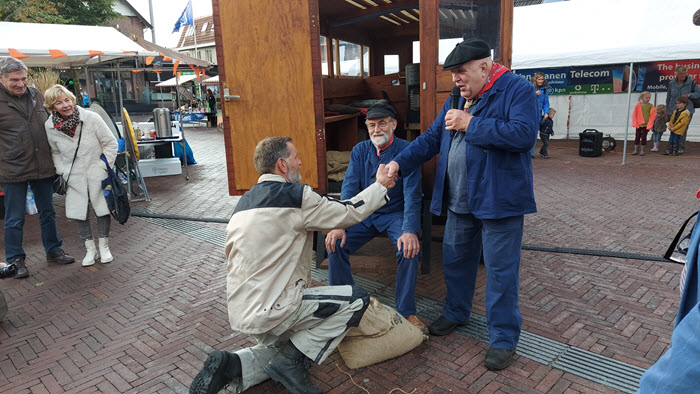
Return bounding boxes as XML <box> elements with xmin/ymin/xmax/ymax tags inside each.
<box><xmin>46</xmin><ymin>249</ymin><xmax>75</xmax><ymax>264</ymax></box>
<box><xmin>83</xmin><ymin>240</ymin><xmax>97</xmax><ymax>267</ymax></box>
<box><xmin>98</xmin><ymin>238</ymin><xmax>113</xmax><ymax>263</ymax></box>
<box><xmin>664</xmin><ymin>144</ymin><xmax>673</xmax><ymax>155</ymax></box>
<box><xmin>12</xmin><ymin>257</ymin><xmax>29</xmax><ymax>278</ymax></box>
<box><xmin>651</xmin><ymin>142</ymin><xmax>659</xmax><ymax>152</ymax></box>
<box><xmin>264</xmin><ymin>341</ymin><xmax>322</xmax><ymax>394</ymax></box>
<box><xmin>190</xmin><ymin>350</ymin><xmax>240</xmax><ymax>394</ymax></box>
<box><xmin>639</xmin><ymin>146</ymin><xmax>645</xmax><ymax>156</ymax></box>
<box><xmin>484</xmin><ymin>348</ymin><xmax>516</xmax><ymax>371</ymax></box>
<box><xmin>428</xmin><ymin>315</ymin><xmax>464</xmax><ymax>336</ymax></box>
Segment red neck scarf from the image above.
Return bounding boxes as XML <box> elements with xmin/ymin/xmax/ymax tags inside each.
<box><xmin>465</xmin><ymin>62</ymin><xmax>509</xmax><ymax>109</ymax></box>
<box><xmin>376</xmin><ymin>135</ymin><xmax>395</xmax><ymax>156</ymax></box>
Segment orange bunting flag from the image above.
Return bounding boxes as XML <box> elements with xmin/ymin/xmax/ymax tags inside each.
<box><xmin>49</xmin><ymin>49</ymin><xmax>67</xmax><ymax>58</ymax></box>
<box><xmin>8</xmin><ymin>48</ymin><xmax>28</xmax><ymax>59</ymax></box>
<box><xmin>145</xmin><ymin>56</ymin><xmax>155</xmax><ymax>66</ymax></box>
<box><xmin>160</xmin><ymin>52</ymin><xmax>172</xmax><ymax>61</ymax></box>
<box><xmin>89</xmin><ymin>50</ymin><xmax>104</xmax><ymax>56</ymax></box>
<box><xmin>173</xmin><ymin>60</ymin><xmax>181</xmax><ymax>76</ymax></box>
<box><xmin>131</xmin><ymin>70</ymin><xmax>143</xmax><ymax>73</ymax></box>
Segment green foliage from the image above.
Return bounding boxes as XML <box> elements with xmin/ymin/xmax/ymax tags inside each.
<box><xmin>0</xmin><ymin>0</ymin><xmax>120</xmax><ymax>26</ymax></box>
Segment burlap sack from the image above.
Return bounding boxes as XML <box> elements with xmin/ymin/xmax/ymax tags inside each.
<box><xmin>327</xmin><ymin>150</ymin><xmax>351</xmax><ymax>182</ymax></box>
<box><xmin>338</xmin><ymin>297</ymin><xmax>424</xmax><ymax>369</ymax></box>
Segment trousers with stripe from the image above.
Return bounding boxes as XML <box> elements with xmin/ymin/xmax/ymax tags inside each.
<box><xmin>228</xmin><ymin>285</ymin><xmax>369</xmax><ymax>392</ymax></box>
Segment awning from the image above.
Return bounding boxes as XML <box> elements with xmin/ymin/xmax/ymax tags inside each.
<box><xmin>202</xmin><ymin>75</ymin><xmax>219</xmax><ymax>86</ymax></box>
<box><xmin>129</xmin><ymin>34</ymin><xmax>210</xmax><ymax>68</ymax></box>
<box><xmin>0</xmin><ymin>21</ymin><xmax>159</xmax><ymax>67</ymax></box>
<box><xmin>155</xmin><ymin>74</ymin><xmax>199</xmax><ymax>87</ymax></box>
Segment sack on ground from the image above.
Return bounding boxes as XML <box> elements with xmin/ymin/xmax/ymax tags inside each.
<box><xmin>338</xmin><ymin>297</ymin><xmax>424</xmax><ymax>369</ymax></box>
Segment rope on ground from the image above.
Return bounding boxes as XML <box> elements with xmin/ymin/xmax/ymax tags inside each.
<box><xmin>334</xmin><ymin>363</ymin><xmax>416</xmax><ymax>394</ymax></box>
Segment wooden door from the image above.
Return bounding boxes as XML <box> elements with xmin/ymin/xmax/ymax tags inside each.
<box><xmin>213</xmin><ymin>0</ymin><xmax>325</xmax><ymax>194</ymax></box>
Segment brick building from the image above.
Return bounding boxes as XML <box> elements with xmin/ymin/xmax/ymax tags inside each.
<box><xmin>175</xmin><ymin>15</ymin><xmax>217</xmax><ymax>65</ymax></box>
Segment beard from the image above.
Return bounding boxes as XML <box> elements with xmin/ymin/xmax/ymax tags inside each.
<box><xmin>370</xmin><ymin>130</ymin><xmax>393</xmax><ymax>147</ymax></box>
<box><xmin>285</xmin><ymin>158</ymin><xmax>302</xmax><ymax>183</ymax></box>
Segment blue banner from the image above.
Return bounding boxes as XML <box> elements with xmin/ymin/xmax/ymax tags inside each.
<box><xmin>173</xmin><ymin>1</ymin><xmax>194</xmax><ymax>33</ymax></box>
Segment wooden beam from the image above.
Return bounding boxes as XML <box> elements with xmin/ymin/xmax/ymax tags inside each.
<box><xmin>329</xmin><ymin>0</ymin><xmax>418</xmax><ymax>27</ymax></box>
<box><xmin>500</xmin><ymin>0</ymin><xmax>514</xmax><ymax>68</ymax></box>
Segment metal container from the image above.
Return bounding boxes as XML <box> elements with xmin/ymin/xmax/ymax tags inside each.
<box><xmin>153</xmin><ymin>108</ymin><xmax>173</xmax><ymax>138</ymax></box>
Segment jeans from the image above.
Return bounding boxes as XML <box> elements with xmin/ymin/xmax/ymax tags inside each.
<box><xmin>669</xmin><ymin>132</ymin><xmax>681</xmax><ymax>146</ymax></box>
<box><xmin>539</xmin><ymin>133</ymin><xmax>550</xmax><ymax>156</ymax></box>
<box><xmin>328</xmin><ymin>218</ymin><xmax>420</xmax><ymax>317</ymax></box>
<box><xmin>2</xmin><ymin>177</ymin><xmax>62</xmax><ymax>262</ymax></box>
<box><xmin>442</xmin><ymin>211</ymin><xmax>524</xmax><ymax>348</ymax></box>
<box><xmin>652</xmin><ymin>131</ymin><xmax>663</xmax><ymax>143</ymax></box>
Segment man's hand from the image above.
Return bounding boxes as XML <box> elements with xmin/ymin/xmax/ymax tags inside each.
<box><xmin>325</xmin><ymin>229</ymin><xmax>346</xmax><ymax>253</ymax></box>
<box><xmin>397</xmin><ymin>232</ymin><xmax>420</xmax><ymax>259</ymax></box>
<box><xmin>445</xmin><ymin>109</ymin><xmax>473</xmax><ymax>132</ymax></box>
<box><xmin>376</xmin><ymin>163</ymin><xmax>397</xmax><ymax>189</ymax></box>
<box><xmin>386</xmin><ymin>161</ymin><xmax>400</xmax><ymax>179</ymax></box>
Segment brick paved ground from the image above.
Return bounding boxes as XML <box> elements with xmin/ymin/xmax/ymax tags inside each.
<box><xmin>1</xmin><ymin>128</ymin><xmax>697</xmax><ymax>393</ymax></box>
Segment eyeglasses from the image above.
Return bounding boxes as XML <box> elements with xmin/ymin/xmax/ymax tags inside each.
<box><xmin>365</xmin><ymin>120</ymin><xmax>390</xmax><ymax>129</ymax></box>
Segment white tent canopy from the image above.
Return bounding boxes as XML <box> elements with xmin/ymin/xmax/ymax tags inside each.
<box><xmin>0</xmin><ymin>21</ymin><xmax>159</xmax><ymax>67</ymax></box>
<box><xmin>512</xmin><ymin>0</ymin><xmax>700</xmax><ymax>69</ymax></box>
<box><xmin>202</xmin><ymin>75</ymin><xmax>219</xmax><ymax>86</ymax></box>
<box><xmin>155</xmin><ymin>74</ymin><xmax>199</xmax><ymax>87</ymax></box>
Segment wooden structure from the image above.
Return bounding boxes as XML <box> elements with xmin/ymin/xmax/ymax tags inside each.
<box><xmin>213</xmin><ymin>0</ymin><xmax>513</xmax><ymax>195</ymax></box>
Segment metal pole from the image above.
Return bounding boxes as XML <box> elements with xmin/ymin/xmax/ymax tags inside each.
<box><xmin>148</xmin><ymin>0</ymin><xmax>156</xmax><ymax>44</ymax></box>
<box><xmin>622</xmin><ymin>62</ymin><xmax>633</xmax><ymax>165</ymax></box>
<box><xmin>84</xmin><ymin>66</ymin><xmax>90</xmax><ymax>105</ymax></box>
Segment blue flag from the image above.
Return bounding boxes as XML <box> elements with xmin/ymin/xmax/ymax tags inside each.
<box><xmin>172</xmin><ymin>0</ymin><xmax>194</xmax><ymax>33</ymax></box>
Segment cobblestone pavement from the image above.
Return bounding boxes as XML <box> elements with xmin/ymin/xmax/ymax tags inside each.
<box><xmin>1</xmin><ymin>128</ymin><xmax>697</xmax><ymax>393</ymax></box>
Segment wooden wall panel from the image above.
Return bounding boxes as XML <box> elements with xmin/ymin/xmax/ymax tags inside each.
<box><xmin>216</xmin><ymin>0</ymin><xmax>320</xmax><ymax>192</ymax></box>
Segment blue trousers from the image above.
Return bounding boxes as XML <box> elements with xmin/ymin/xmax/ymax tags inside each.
<box><xmin>2</xmin><ymin>177</ymin><xmax>62</xmax><ymax>262</ymax></box>
<box><xmin>442</xmin><ymin>211</ymin><xmax>523</xmax><ymax>349</ymax></box>
<box><xmin>327</xmin><ymin>219</ymin><xmax>419</xmax><ymax>317</ymax></box>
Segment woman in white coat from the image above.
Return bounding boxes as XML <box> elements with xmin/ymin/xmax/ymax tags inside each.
<box><xmin>43</xmin><ymin>85</ymin><xmax>118</xmax><ymax>267</ymax></box>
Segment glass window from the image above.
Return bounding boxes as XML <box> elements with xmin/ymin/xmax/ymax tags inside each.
<box><xmin>384</xmin><ymin>55</ymin><xmax>399</xmax><ymax>74</ymax></box>
<box><xmin>363</xmin><ymin>46</ymin><xmax>369</xmax><ymax>76</ymax></box>
<box><xmin>338</xmin><ymin>40</ymin><xmax>361</xmax><ymax>77</ymax></box>
<box><xmin>320</xmin><ymin>36</ymin><xmax>329</xmax><ymax>76</ymax></box>
<box><xmin>201</xmin><ymin>22</ymin><xmax>208</xmax><ymax>32</ymax></box>
<box><xmin>438</xmin><ymin>0</ymin><xmax>500</xmax><ymax>64</ymax></box>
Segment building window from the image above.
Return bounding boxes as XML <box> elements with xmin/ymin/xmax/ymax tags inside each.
<box><xmin>201</xmin><ymin>22</ymin><xmax>208</xmax><ymax>32</ymax></box>
<box><xmin>205</xmin><ymin>49</ymin><xmax>213</xmax><ymax>63</ymax></box>
<box><xmin>338</xmin><ymin>40</ymin><xmax>362</xmax><ymax>77</ymax></box>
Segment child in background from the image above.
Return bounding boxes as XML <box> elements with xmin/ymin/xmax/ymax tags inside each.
<box><xmin>666</xmin><ymin>96</ymin><xmax>691</xmax><ymax>156</ymax></box>
<box><xmin>531</xmin><ymin>72</ymin><xmax>550</xmax><ymax>158</ymax></box>
<box><xmin>539</xmin><ymin>108</ymin><xmax>556</xmax><ymax>158</ymax></box>
<box><xmin>631</xmin><ymin>91</ymin><xmax>654</xmax><ymax>156</ymax></box>
<box><xmin>650</xmin><ymin>104</ymin><xmax>667</xmax><ymax>152</ymax></box>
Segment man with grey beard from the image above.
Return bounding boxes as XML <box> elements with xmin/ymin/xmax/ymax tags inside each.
<box><xmin>325</xmin><ymin>102</ymin><xmax>426</xmax><ymax>333</ymax></box>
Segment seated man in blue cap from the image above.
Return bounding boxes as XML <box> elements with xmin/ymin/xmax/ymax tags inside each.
<box><xmin>385</xmin><ymin>38</ymin><xmax>539</xmax><ymax>370</ymax></box>
<box><xmin>325</xmin><ymin>101</ymin><xmax>427</xmax><ymax>333</ymax></box>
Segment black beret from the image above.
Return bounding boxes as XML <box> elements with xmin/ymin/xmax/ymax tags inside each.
<box><xmin>366</xmin><ymin>102</ymin><xmax>396</xmax><ymax>119</ymax></box>
<box><xmin>442</xmin><ymin>38</ymin><xmax>491</xmax><ymax>71</ymax></box>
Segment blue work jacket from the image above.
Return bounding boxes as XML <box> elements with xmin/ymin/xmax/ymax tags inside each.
<box><xmin>637</xmin><ymin>211</ymin><xmax>700</xmax><ymax>392</ymax></box>
<box><xmin>341</xmin><ymin>138</ymin><xmax>421</xmax><ymax>234</ymax></box>
<box><xmin>392</xmin><ymin>71</ymin><xmax>539</xmax><ymax>219</ymax></box>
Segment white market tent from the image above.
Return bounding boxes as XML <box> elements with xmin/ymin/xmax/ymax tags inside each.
<box><xmin>512</xmin><ymin>0</ymin><xmax>700</xmax><ymax>69</ymax></box>
<box><xmin>511</xmin><ymin>0</ymin><xmax>700</xmax><ymax>149</ymax></box>
<box><xmin>0</xmin><ymin>21</ymin><xmax>159</xmax><ymax>67</ymax></box>
<box><xmin>202</xmin><ymin>75</ymin><xmax>219</xmax><ymax>86</ymax></box>
<box><xmin>155</xmin><ymin>74</ymin><xmax>199</xmax><ymax>87</ymax></box>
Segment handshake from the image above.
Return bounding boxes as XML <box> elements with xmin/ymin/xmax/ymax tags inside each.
<box><xmin>375</xmin><ymin>163</ymin><xmax>399</xmax><ymax>189</ymax></box>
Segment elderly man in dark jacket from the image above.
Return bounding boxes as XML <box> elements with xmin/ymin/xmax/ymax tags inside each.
<box><xmin>0</xmin><ymin>57</ymin><xmax>74</xmax><ymax>278</ymax></box>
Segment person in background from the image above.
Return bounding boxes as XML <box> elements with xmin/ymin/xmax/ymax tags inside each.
<box><xmin>385</xmin><ymin>38</ymin><xmax>539</xmax><ymax>371</ymax></box>
<box><xmin>631</xmin><ymin>91</ymin><xmax>655</xmax><ymax>156</ymax></box>
<box><xmin>539</xmin><ymin>108</ymin><xmax>556</xmax><ymax>158</ymax></box>
<box><xmin>190</xmin><ymin>137</ymin><xmax>397</xmax><ymax>394</ymax></box>
<box><xmin>665</xmin><ymin>65</ymin><xmax>700</xmax><ymax>154</ymax></box>
<box><xmin>649</xmin><ymin>104</ymin><xmax>667</xmax><ymax>152</ymax></box>
<box><xmin>207</xmin><ymin>89</ymin><xmax>216</xmax><ymax>113</ymax></box>
<box><xmin>531</xmin><ymin>72</ymin><xmax>549</xmax><ymax>159</ymax></box>
<box><xmin>325</xmin><ymin>102</ymin><xmax>426</xmax><ymax>333</ymax></box>
<box><xmin>43</xmin><ymin>85</ymin><xmax>118</xmax><ymax>267</ymax></box>
<box><xmin>0</xmin><ymin>57</ymin><xmax>75</xmax><ymax>278</ymax></box>
<box><xmin>665</xmin><ymin>96</ymin><xmax>690</xmax><ymax>156</ymax></box>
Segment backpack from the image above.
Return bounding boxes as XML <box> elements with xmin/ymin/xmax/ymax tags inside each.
<box><xmin>100</xmin><ymin>154</ymin><xmax>130</xmax><ymax>225</ymax></box>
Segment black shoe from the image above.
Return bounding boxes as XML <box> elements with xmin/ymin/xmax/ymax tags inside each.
<box><xmin>484</xmin><ymin>348</ymin><xmax>515</xmax><ymax>371</ymax></box>
<box><xmin>264</xmin><ymin>342</ymin><xmax>322</xmax><ymax>394</ymax></box>
<box><xmin>12</xmin><ymin>257</ymin><xmax>29</xmax><ymax>278</ymax></box>
<box><xmin>428</xmin><ymin>316</ymin><xmax>464</xmax><ymax>336</ymax></box>
<box><xmin>46</xmin><ymin>249</ymin><xmax>75</xmax><ymax>264</ymax></box>
<box><xmin>190</xmin><ymin>350</ymin><xmax>240</xmax><ymax>394</ymax></box>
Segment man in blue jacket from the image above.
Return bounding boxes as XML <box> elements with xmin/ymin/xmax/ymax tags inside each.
<box><xmin>385</xmin><ymin>38</ymin><xmax>539</xmax><ymax>371</ymax></box>
<box><xmin>325</xmin><ymin>102</ymin><xmax>426</xmax><ymax>333</ymax></box>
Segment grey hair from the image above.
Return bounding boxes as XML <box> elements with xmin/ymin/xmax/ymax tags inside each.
<box><xmin>676</xmin><ymin>65</ymin><xmax>688</xmax><ymax>73</ymax></box>
<box><xmin>254</xmin><ymin>136</ymin><xmax>293</xmax><ymax>175</ymax></box>
<box><xmin>0</xmin><ymin>57</ymin><xmax>28</xmax><ymax>77</ymax></box>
